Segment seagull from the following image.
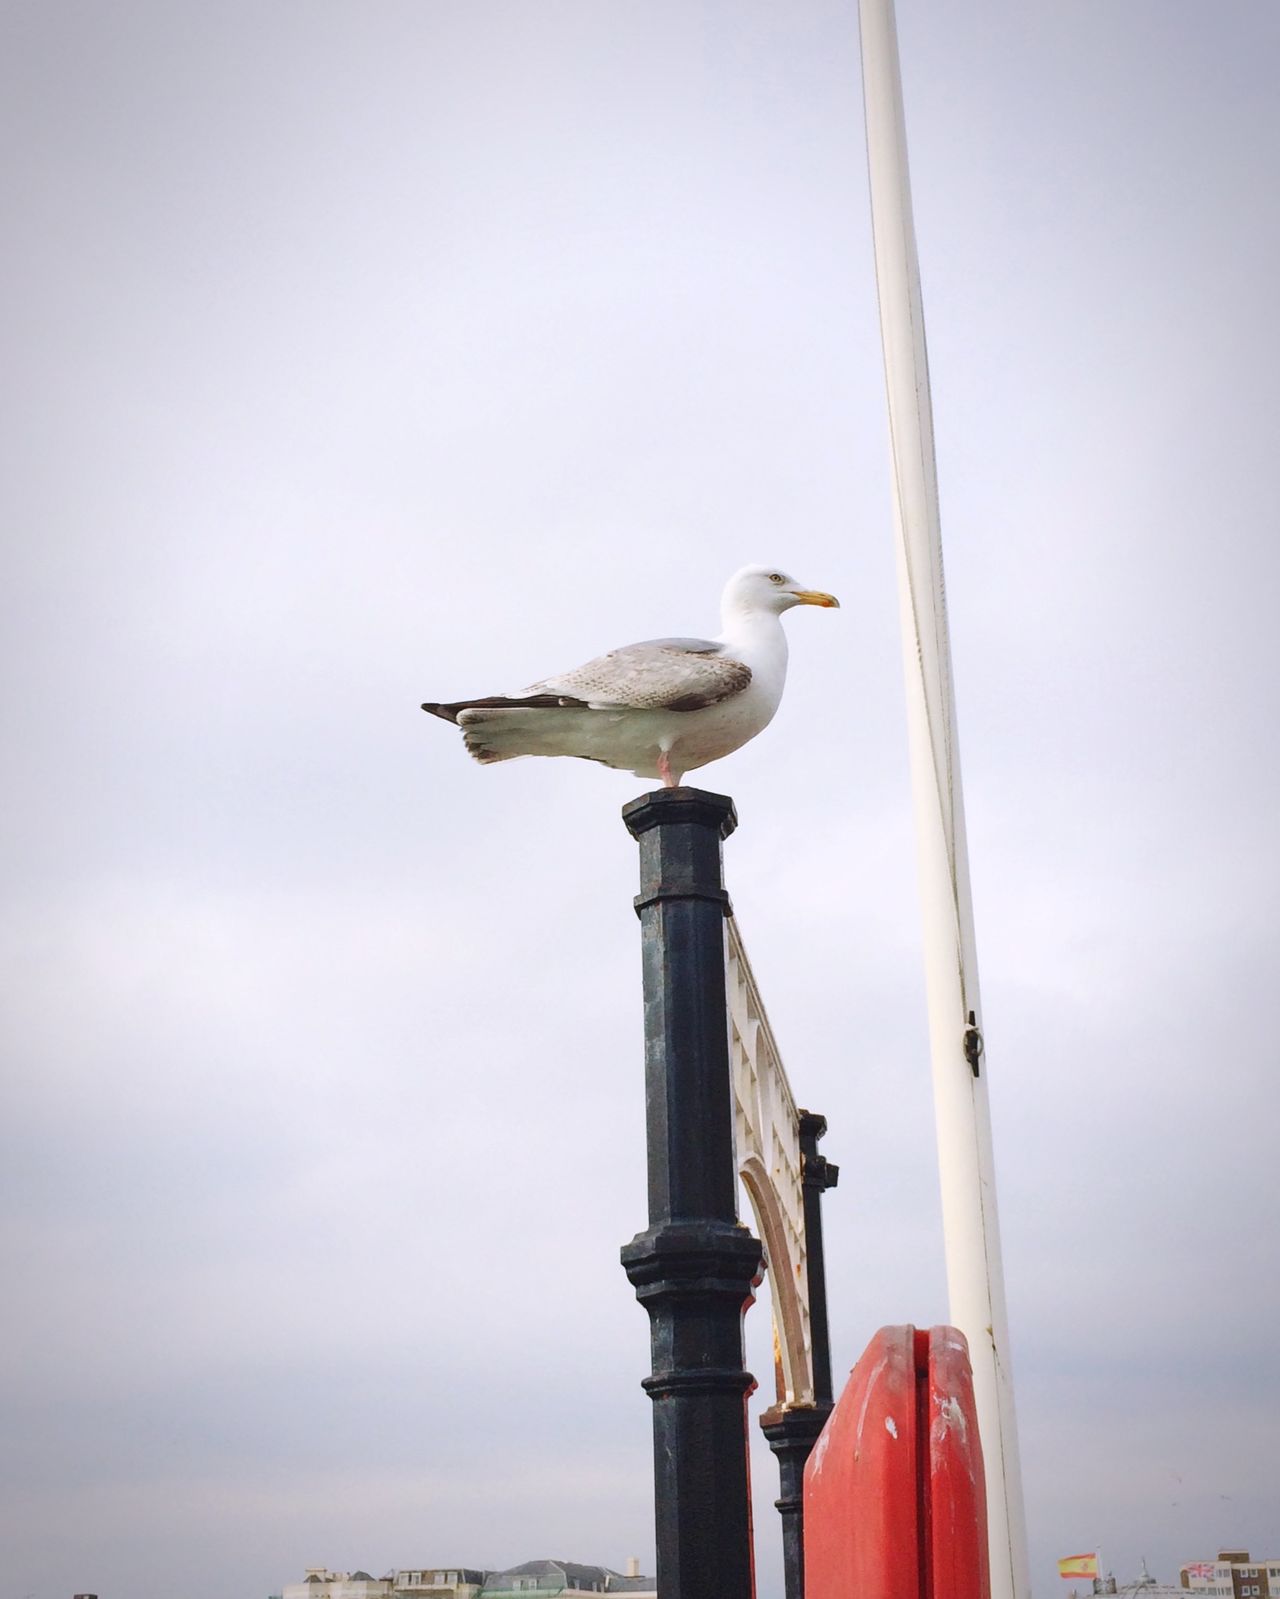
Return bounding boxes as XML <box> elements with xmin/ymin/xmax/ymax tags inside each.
<box><xmin>421</xmin><ymin>564</ymin><xmax>839</xmax><ymax>786</ymax></box>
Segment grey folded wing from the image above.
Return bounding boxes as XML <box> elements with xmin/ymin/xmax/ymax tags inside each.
<box><xmin>526</xmin><ymin>637</ymin><xmax>751</xmax><ymax>712</ymax></box>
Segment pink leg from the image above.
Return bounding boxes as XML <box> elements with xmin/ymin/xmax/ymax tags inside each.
<box><xmin>657</xmin><ymin>749</ymin><xmax>677</xmax><ymax>788</ymax></box>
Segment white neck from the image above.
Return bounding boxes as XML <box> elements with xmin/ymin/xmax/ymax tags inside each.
<box><xmin>717</xmin><ymin>602</ymin><xmax>789</xmax><ymax>668</ymax></box>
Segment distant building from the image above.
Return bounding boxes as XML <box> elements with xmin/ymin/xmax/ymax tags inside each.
<box><xmin>603</xmin><ymin>1561</ymin><xmax>655</xmax><ymax>1599</ymax></box>
<box><xmin>1062</xmin><ymin>1559</ymin><xmax>1226</xmax><ymax>1597</ymax></box>
<box><xmin>1111</xmin><ymin>1587</ymin><xmax>1193</xmax><ymax>1597</ymax></box>
<box><xmin>395</xmin><ymin>1571</ymin><xmax>486</xmax><ymax>1598</ymax></box>
<box><xmin>480</xmin><ymin>1563</ymin><xmax>654</xmax><ymax>1596</ymax></box>
<box><xmin>283</xmin><ymin>1569</ymin><xmax>394</xmax><ymax>1599</ymax></box>
<box><xmin>1102</xmin><ymin>1558</ymin><xmax>1189</xmax><ymax>1596</ymax></box>
<box><xmin>282</xmin><ymin>1561</ymin><xmax>654</xmax><ymax>1599</ymax></box>
<box><xmin>1181</xmin><ymin>1552</ymin><xmax>1280</xmax><ymax>1597</ymax></box>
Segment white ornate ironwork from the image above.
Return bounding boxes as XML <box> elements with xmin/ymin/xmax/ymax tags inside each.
<box><xmin>726</xmin><ymin>915</ymin><xmax>814</xmax><ymax>1409</ymax></box>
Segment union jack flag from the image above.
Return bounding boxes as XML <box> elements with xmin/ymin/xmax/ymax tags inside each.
<box><xmin>1185</xmin><ymin>1564</ymin><xmax>1217</xmax><ymax>1581</ymax></box>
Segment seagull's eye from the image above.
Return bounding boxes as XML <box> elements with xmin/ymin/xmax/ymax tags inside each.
<box><xmin>768</xmin><ymin>572</ymin><xmax>785</xmax><ymax>584</ymax></box>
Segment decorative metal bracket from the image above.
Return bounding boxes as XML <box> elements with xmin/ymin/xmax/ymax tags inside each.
<box><xmin>726</xmin><ymin>916</ymin><xmax>816</xmax><ymax>1410</ymax></box>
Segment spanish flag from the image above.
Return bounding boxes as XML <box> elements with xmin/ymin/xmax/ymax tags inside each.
<box><xmin>1058</xmin><ymin>1554</ymin><xmax>1099</xmax><ymax>1580</ymax></box>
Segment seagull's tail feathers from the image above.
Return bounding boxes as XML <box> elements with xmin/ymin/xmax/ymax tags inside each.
<box><xmin>450</xmin><ymin>704</ymin><xmax>632</xmax><ymax>769</ymax></box>
<box><xmin>461</xmin><ymin>736</ymin><xmax>526</xmax><ymax>766</ymax></box>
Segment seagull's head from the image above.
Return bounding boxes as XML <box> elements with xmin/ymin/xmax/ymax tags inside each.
<box><xmin>723</xmin><ymin>564</ymin><xmax>841</xmax><ymax>619</ymax></box>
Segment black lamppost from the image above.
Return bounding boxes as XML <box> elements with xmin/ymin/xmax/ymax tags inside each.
<box><xmin>620</xmin><ymin>787</ymin><xmax>762</xmax><ymax>1599</ymax></box>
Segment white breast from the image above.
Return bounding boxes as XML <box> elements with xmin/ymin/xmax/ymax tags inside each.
<box><xmin>660</xmin><ymin>612</ymin><xmax>790</xmax><ymax>777</ymax></box>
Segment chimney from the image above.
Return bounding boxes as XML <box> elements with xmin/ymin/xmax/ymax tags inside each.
<box><xmin>626</xmin><ymin>1558</ymin><xmax>640</xmax><ymax>1579</ymax></box>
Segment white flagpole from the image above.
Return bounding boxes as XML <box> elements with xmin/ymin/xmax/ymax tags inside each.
<box><xmin>856</xmin><ymin>2</ymin><xmax>1031</xmax><ymax>1595</ymax></box>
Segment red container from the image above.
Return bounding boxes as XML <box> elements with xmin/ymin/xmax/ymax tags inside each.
<box><xmin>804</xmin><ymin>1324</ymin><xmax>990</xmax><ymax>1599</ymax></box>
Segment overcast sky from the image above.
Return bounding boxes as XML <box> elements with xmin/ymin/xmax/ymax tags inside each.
<box><xmin>2</xmin><ymin>3</ymin><xmax>1278</xmax><ymax>1596</ymax></box>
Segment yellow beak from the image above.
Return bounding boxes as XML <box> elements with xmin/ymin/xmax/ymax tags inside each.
<box><xmin>790</xmin><ymin>589</ymin><xmax>840</xmax><ymax>608</ymax></box>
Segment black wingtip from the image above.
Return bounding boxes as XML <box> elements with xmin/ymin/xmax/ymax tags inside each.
<box><xmin>420</xmin><ymin>702</ymin><xmax>460</xmax><ymax>723</ymax></box>
<box><xmin>421</xmin><ymin>693</ymin><xmax>592</xmax><ymax>724</ymax></box>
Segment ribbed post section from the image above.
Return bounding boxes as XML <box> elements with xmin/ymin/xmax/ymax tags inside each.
<box><xmin>759</xmin><ymin>1111</ymin><xmax>839</xmax><ymax>1599</ymax></box>
<box><xmin>620</xmin><ymin>787</ymin><xmax>762</xmax><ymax>1599</ymax></box>
<box><xmin>760</xmin><ymin>1406</ymin><xmax>828</xmax><ymax>1599</ymax></box>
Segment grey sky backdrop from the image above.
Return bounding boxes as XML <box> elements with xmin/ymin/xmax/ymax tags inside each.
<box><xmin>2</xmin><ymin>2</ymin><xmax>1278</xmax><ymax>1596</ymax></box>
